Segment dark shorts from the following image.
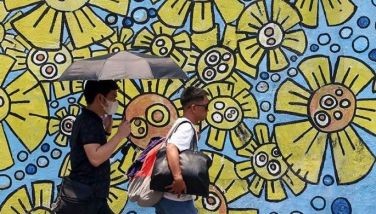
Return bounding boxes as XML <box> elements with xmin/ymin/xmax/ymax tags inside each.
<box><xmin>52</xmin><ymin>197</ymin><xmax>113</xmax><ymax>214</ymax></box>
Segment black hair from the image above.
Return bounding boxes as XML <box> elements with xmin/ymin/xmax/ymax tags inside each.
<box><xmin>180</xmin><ymin>86</ymin><xmax>208</xmax><ymax>108</ymax></box>
<box><xmin>83</xmin><ymin>80</ymin><xmax>119</xmax><ymax>104</ymax></box>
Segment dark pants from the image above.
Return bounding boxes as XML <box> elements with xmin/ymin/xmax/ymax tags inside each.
<box><xmin>52</xmin><ymin>197</ymin><xmax>113</xmax><ymax>214</ymax></box>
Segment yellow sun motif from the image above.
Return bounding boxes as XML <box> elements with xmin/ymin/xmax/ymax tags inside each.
<box><xmin>235</xmin><ymin>124</ymin><xmax>306</xmax><ymax>201</ymax></box>
<box><xmin>0</xmin><ymin>181</ymin><xmax>55</xmax><ymax>213</ymax></box>
<box><xmin>275</xmin><ymin>55</ymin><xmax>376</xmax><ymax>184</ymax></box>
<box><xmin>59</xmin><ymin>156</ymin><xmax>129</xmax><ymax>213</ymax></box>
<box><xmin>3</xmin><ymin>34</ymin><xmax>89</xmax><ymax>99</ymax></box>
<box><xmin>295</xmin><ymin>0</ymin><xmax>356</xmax><ymax>27</ymax></box>
<box><xmin>133</xmin><ymin>21</ymin><xmax>191</xmax><ymax>68</ymax></box>
<box><xmin>237</xmin><ymin>0</ymin><xmax>307</xmax><ymax>71</ymax></box>
<box><xmin>195</xmin><ymin>151</ymin><xmax>258</xmax><ymax>214</ymax></box>
<box><xmin>93</xmin><ymin>27</ymin><xmax>134</xmax><ymax>56</ymax></box>
<box><xmin>4</xmin><ymin>0</ymin><xmax>130</xmax><ymax>49</ymax></box>
<box><xmin>202</xmin><ymin>82</ymin><xmax>258</xmax><ymax>151</ymax></box>
<box><xmin>48</xmin><ymin>104</ymin><xmax>80</xmax><ymax>147</ymax></box>
<box><xmin>0</xmin><ymin>54</ymin><xmax>48</xmax><ymax>170</ymax></box>
<box><xmin>186</xmin><ymin>24</ymin><xmax>254</xmax><ymax>94</ymax></box>
<box><xmin>156</xmin><ymin>0</ymin><xmax>244</xmax><ymax>32</ymax></box>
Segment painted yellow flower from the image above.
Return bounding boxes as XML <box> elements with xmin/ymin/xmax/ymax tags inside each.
<box><xmin>48</xmin><ymin>104</ymin><xmax>80</xmax><ymax>147</ymax></box>
<box><xmin>195</xmin><ymin>151</ymin><xmax>258</xmax><ymax>214</ymax></box>
<box><xmin>59</xmin><ymin>157</ymin><xmax>128</xmax><ymax>213</ymax></box>
<box><xmin>0</xmin><ymin>181</ymin><xmax>55</xmax><ymax>213</ymax></box>
<box><xmin>275</xmin><ymin>56</ymin><xmax>376</xmax><ymax>184</ymax></box>
<box><xmin>236</xmin><ymin>124</ymin><xmax>306</xmax><ymax>201</ymax></box>
<box><xmin>3</xmin><ymin>35</ymin><xmax>89</xmax><ymax>99</ymax></box>
<box><xmin>0</xmin><ymin>54</ymin><xmax>48</xmax><ymax>170</ymax></box>
<box><xmin>93</xmin><ymin>27</ymin><xmax>134</xmax><ymax>56</ymax></box>
<box><xmin>295</xmin><ymin>0</ymin><xmax>356</xmax><ymax>27</ymax></box>
<box><xmin>133</xmin><ymin>21</ymin><xmax>191</xmax><ymax>68</ymax></box>
<box><xmin>4</xmin><ymin>0</ymin><xmax>130</xmax><ymax>49</ymax></box>
<box><xmin>202</xmin><ymin>82</ymin><xmax>258</xmax><ymax>151</ymax></box>
<box><xmin>186</xmin><ymin>24</ymin><xmax>254</xmax><ymax>94</ymax></box>
<box><xmin>0</xmin><ymin>2</ymin><xmax>21</xmax><ymax>51</ymax></box>
<box><xmin>156</xmin><ymin>0</ymin><xmax>244</xmax><ymax>32</ymax></box>
<box><xmin>237</xmin><ymin>0</ymin><xmax>307</xmax><ymax>71</ymax></box>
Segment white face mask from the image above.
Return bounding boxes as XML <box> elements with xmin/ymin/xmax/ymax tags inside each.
<box><xmin>104</xmin><ymin>99</ymin><xmax>118</xmax><ymax>115</ymax></box>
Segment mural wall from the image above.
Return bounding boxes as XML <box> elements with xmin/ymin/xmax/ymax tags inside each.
<box><xmin>0</xmin><ymin>0</ymin><xmax>375</xmax><ymax>213</ymax></box>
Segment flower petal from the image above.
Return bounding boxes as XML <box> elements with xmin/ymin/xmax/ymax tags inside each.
<box><xmin>69</xmin><ymin>104</ymin><xmax>80</xmax><ymax>116</ymax></box>
<box><xmin>0</xmin><ymin>186</ymin><xmax>32</xmax><ymax>213</ymax></box>
<box><xmin>227</xmin><ymin>73</ymin><xmax>252</xmax><ymax>94</ymax></box>
<box><xmin>275</xmin><ymin>120</ymin><xmax>327</xmax><ymax>183</ymax></box>
<box><xmin>214</xmin><ymin>0</ymin><xmax>244</xmax><ymax>23</ymax></box>
<box><xmin>223</xmin><ymin>25</ymin><xmax>246</xmax><ymax>51</ymax></box>
<box><xmin>235</xmin><ymin>53</ymin><xmax>257</xmax><ymax>78</ymax></box>
<box><xmin>282</xmin><ymin>29</ymin><xmax>307</xmax><ymax>54</ymax></box>
<box><xmin>89</xmin><ymin>0</ymin><xmax>130</xmax><ymax>15</ymax></box>
<box><xmin>353</xmin><ymin>100</ymin><xmax>376</xmax><ymax>135</ymax></box>
<box><xmin>275</xmin><ymin>79</ymin><xmax>310</xmax><ymax>116</ymax></box>
<box><xmin>110</xmin><ymin>160</ymin><xmax>127</xmax><ymax>185</ymax></box>
<box><xmin>266</xmin><ymin>180</ymin><xmax>286</xmax><ymax>201</ymax></box>
<box><xmin>48</xmin><ymin>118</ymin><xmax>60</xmax><ymax>135</ymax></box>
<box><xmin>254</xmin><ymin>123</ymin><xmax>270</xmax><ymax>145</ymax></box>
<box><xmin>230</xmin><ymin>127</ymin><xmax>252</xmax><ymax>149</ymax></box>
<box><xmin>170</xmin><ymin>49</ymin><xmax>187</xmax><ymax>67</ymax></box>
<box><xmin>4</xmin><ymin>0</ymin><xmax>40</xmax><ymax>10</ymax></box>
<box><xmin>238</xmin><ymin>38</ymin><xmax>265</xmax><ymax>67</ymax></box>
<box><xmin>152</xmin><ymin>21</ymin><xmax>175</xmax><ymax>36</ymax></box>
<box><xmin>119</xmin><ymin>27</ymin><xmax>133</xmax><ymax>44</ymax></box>
<box><xmin>282</xmin><ymin>170</ymin><xmax>306</xmax><ymax>195</ymax></box>
<box><xmin>267</xmin><ymin>47</ymin><xmax>289</xmax><ymax>71</ymax></box>
<box><xmin>55</xmin><ymin>133</ymin><xmax>67</xmax><ymax>147</ymax></box>
<box><xmin>330</xmin><ymin>126</ymin><xmax>375</xmax><ymax>184</ymax></box>
<box><xmin>191</xmin><ymin>25</ymin><xmax>218</xmax><ymax>51</ymax></box>
<box><xmin>158</xmin><ymin>0</ymin><xmax>191</xmax><ymax>28</ymax></box>
<box><xmin>238</xmin><ymin>0</ymin><xmax>268</xmax><ymax>34</ymax></box>
<box><xmin>5</xmin><ymin>71</ymin><xmax>48</xmax><ymax>152</ymax></box>
<box><xmin>235</xmin><ymin>161</ymin><xmax>254</xmax><ymax>179</ymax></box>
<box><xmin>249</xmin><ymin>175</ymin><xmax>264</xmax><ymax>196</ymax></box>
<box><xmin>53</xmin><ymin>81</ymin><xmax>84</xmax><ymax>99</ymax></box>
<box><xmin>237</xmin><ymin>139</ymin><xmax>258</xmax><ymax>158</ymax></box>
<box><xmin>334</xmin><ymin>56</ymin><xmax>374</xmax><ymax>95</ymax></box>
<box><xmin>108</xmin><ymin>186</ymin><xmax>128</xmax><ymax>213</ymax></box>
<box><xmin>65</xmin><ymin>7</ymin><xmax>114</xmax><ymax>48</ymax></box>
<box><xmin>59</xmin><ymin>154</ymin><xmax>71</xmax><ymax>177</ymax></box>
<box><xmin>298</xmin><ymin>56</ymin><xmax>332</xmax><ymax>91</ymax></box>
<box><xmin>294</xmin><ymin>0</ymin><xmax>318</xmax><ymax>27</ymax></box>
<box><xmin>234</xmin><ymin>89</ymin><xmax>258</xmax><ymax>118</ymax></box>
<box><xmin>12</xmin><ymin>4</ymin><xmax>63</xmax><ymax>49</ymax></box>
<box><xmin>32</xmin><ymin>182</ymin><xmax>53</xmax><ymax>208</ymax></box>
<box><xmin>192</xmin><ymin>2</ymin><xmax>214</xmax><ymax>32</ymax></box>
<box><xmin>0</xmin><ymin>124</ymin><xmax>13</xmax><ymax>170</ymax></box>
<box><xmin>205</xmin><ymin>151</ymin><xmax>249</xmax><ymax>202</ymax></box>
<box><xmin>173</xmin><ymin>31</ymin><xmax>191</xmax><ymax>49</ymax></box>
<box><xmin>0</xmin><ymin>54</ymin><xmax>15</xmax><ymax>85</ymax></box>
<box><xmin>207</xmin><ymin>127</ymin><xmax>227</xmax><ymax>150</ymax></box>
<box><xmin>272</xmin><ymin>0</ymin><xmax>301</xmax><ymax>31</ymax></box>
<box><xmin>133</xmin><ymin>28</ymin><xmax>154</xmax><ymax>48</ymax></box>
<box><xmin>322</xmin><ymin>0</ymin><xmax>356</xmax><ymax>26</ymax></box>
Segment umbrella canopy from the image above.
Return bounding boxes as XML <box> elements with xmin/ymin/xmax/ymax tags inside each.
<box><xmin>58</xmin><ymin>51</ymin><xmax>188</xmax><ymax>81</ymax></box>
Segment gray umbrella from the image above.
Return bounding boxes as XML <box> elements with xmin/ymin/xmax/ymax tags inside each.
<box><xmin>58</xmin><ymin>51</ymin><xmax>188</xmax><ymax>81</ymax></box>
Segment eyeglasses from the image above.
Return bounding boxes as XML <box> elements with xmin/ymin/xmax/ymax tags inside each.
<box><xmin>194</xmin><ymin>103</ymin><xmax>209</xmax><ymax>110</ymax></box>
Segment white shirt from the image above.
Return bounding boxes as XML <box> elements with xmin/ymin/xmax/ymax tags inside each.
<box><xmin>163</xmin><ymin>117</ymin><xmax>196</xmax><ymax>201</ymax></box>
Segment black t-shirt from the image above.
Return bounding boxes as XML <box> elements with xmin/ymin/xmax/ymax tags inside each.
<box><xmin>68</xmin><ymin>108</ymin><xmax>110</xmax><ymax>198</ymax></box>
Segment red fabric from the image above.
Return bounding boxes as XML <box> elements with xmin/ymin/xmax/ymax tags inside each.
<box><xmin>136</xmin><ymin>143</ymin><xmax>163</xmax><ymax>177</ymax></box>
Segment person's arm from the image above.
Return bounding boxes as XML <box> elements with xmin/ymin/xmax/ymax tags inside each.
<box><xmin>84</xmin><ymin>120</ymin><xmax>130</xmax><ymax>167</ymax></box>
<box><xmin>164</xmin><ymin>122</ymin><xmax>194</xmax><ymax>197</ymax></box>
<box><xmin>165</xmin><ymin>143</ymin><xmax>186</xmax><ymax>197</ymax></box>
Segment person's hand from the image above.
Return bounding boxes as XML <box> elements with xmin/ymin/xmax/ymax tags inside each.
<box><xmin>117</xmin><ymin>120</ymin><xmax>131</xmax><ymax>139</ymax></box>
<box><xmin>103</xmin><ymin>114</ymin><xmax>113</xmax><ymax>133</ymax></box>
<box><xmin>165</xmin><ymin>176</ymin><xmax>186</xmax><ymax>198</ymax></box>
